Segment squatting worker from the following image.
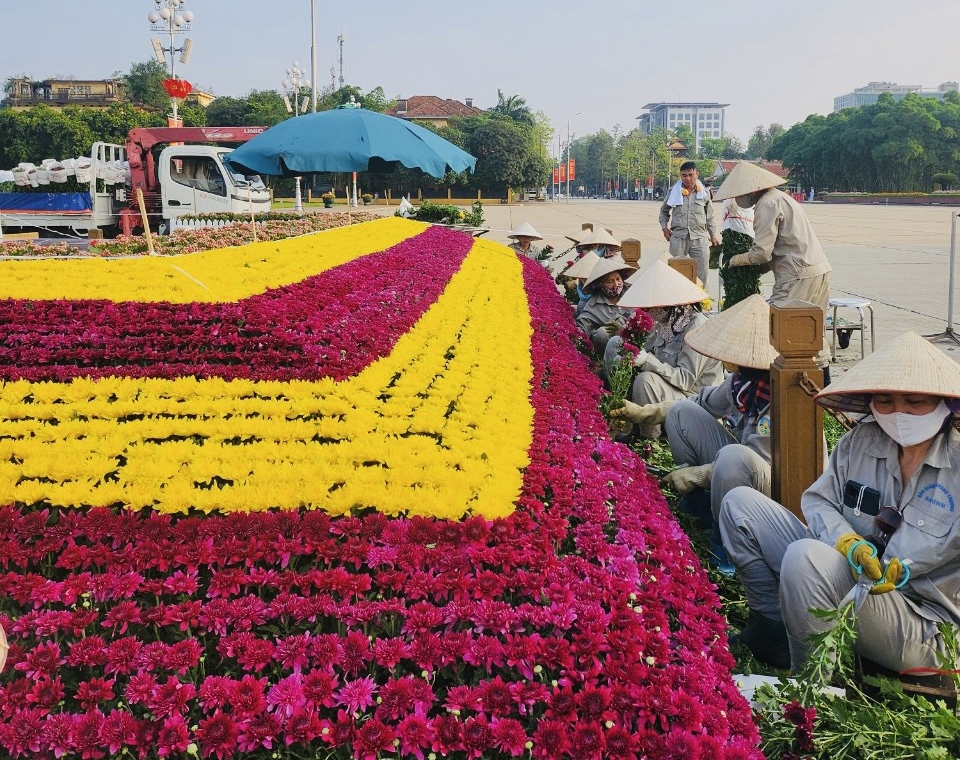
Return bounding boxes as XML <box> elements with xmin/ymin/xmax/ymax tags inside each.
<box><xmin>713</xmin><ymin>161</ymin><xmax>832</xmax><ymax>369</ymax></box>
<box><xmin>659</xmin><ymin>161</ymin><xmax>721</xmax><ymax>286</ymax></box>
<box><xmin>719</xmin><ymin>332</ymin><xmax>960</xmax><ymax>673</ymax></box>
<box><xmin>506</xmin><ymin>222</ymin><xmax>543</xmax><ymax>260</ymax></box>
<box><xmin>605</xmin><ymin>260</ymin><xmax>722</xmax><ymax>439</ymax></box>
<box><xmin>575</xmin><ymin>257</ymin><xmax>636</xmax><ymax>353</ymax></box>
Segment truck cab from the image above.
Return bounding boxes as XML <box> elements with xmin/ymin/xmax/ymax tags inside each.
<box><xmin>159</xmin><ymin>145</ymin><xmax>270</xmax><ymax>223</ymax></box>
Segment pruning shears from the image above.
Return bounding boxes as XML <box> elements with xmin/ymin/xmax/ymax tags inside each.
<box><xmin>837</xmin><ymin>539</ymin><xmax>910</xmax><ymax>615</ymax></box>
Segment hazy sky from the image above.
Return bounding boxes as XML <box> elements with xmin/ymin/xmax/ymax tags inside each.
<box><xmin>5</xmin><ymin>1</ymin><xmax>960</xmax><ymax>152</ymax></box>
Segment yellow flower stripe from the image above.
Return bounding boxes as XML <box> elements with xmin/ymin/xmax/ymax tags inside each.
<box><xmin>0</xmin><ymin>238</ymin><xmax>534</xmax><ymax>519</ymax></box>
<box><xmin>0</xmin><ymin>217</ymin><xmax>424</xmax><ymax>304</ymax></box>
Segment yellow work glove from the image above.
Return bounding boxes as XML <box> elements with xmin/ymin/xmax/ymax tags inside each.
<box><xmin>661</xmin><ymin>463</ymin><xmax>714</xmax><ymax>494</ymax></box>
<box><xmin>835</xmin><ymin>533</ymin><xmax>883</xmax><ymax>581</ymax></box>
<box><xmin>870</xmin><ymin>557</ymin><xmax>904</xmax><ymax>595</ymax></box>
<box><xmin>727</xmin><ymin>253</ymin><xmax>751</xmax><ymax>267</ymax></box>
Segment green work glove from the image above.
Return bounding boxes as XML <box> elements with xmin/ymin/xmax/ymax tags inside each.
<box><xmin>610</xmin><ymin>399</ymin><xmax>675</xmax><ymax>425</ymax></box>
<box><xmin>727</xmin><ymin>253</ymin><xmax>751</xmax><ymax>267</ymax></box>
<box><xmin>870</xmin><ymin>557</ymin><xmax>904</xmax><ymax>595</ymax></box>
<box><xmin>661</xmin><ymin>463</ymin><xmax>714</xmax><ymax>494</ymax></box>
<box><xmin>603</xmin><ymin>321</ymin><xmax>622</xmax><ymax>336</ymax></box>
<box><xmin>836</xmin><ymin>533</ymin><xmax>883</xmax><ymax>581</ymax></box>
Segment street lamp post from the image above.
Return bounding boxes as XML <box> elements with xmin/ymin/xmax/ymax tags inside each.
<box><xmin>281</xmin><ymin>63</ymin><xmax>310</xmax><ymax>213</ymax></box>
<box><xmin>565</xmin><ymin>112</ymin><xmax>580</xmax><ymax>203</ymax></box>
<box><xmin>310</xmin><ymin>0</ymin><xmax>318</xmax><ymax>112</ymax></box>
<box><xmin>147</xmin><ymin>0</ymin><xmax>195</xmax><ymax>126</ymax></box>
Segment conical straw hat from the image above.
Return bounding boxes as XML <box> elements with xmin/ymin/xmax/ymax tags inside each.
<box><xmin>684</xmin><ymin>294</ymin><xmax>778</xmax><ymax>369</ymax></box>
<box><xmin>582</xmin><ymin>256</ymin><xmax>636</xmax><ymax>294</ymax></box>
<box><xmin>563</xmin><ymin>250</ymin><xmax>601</xmax><ymax>279</ymax></box>
<box><xmin>713</xmin><ymin>161</ymin><xmax>787</xmax><ymax>201</ymax></box>
<box><xmin>815</xmin><ymin>331</ymin><xmax>960</xmax><ymax>413</ymax></box>
<box><xmin>507</xmin><ymin>221</ymin><xmax>543</xmax><ymax>240</ymax></box>
<box><xmin>618</xmin><ymin>259</ymin><xmax>708</xmax><ymax>309</ymax></box>
<box><xmin>579</xmin><ymin>227</ymin><xmax>621</xmax><ymax>249</ymax></box>
<box><xmin>565</xmin><ymin>230</ymin><xmax>587</xmax><ymax>245</ymax></box>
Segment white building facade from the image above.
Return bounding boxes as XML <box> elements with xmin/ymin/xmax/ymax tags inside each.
<box><xmin>833</xmin><ymin>81</ymin><xmax>959</xmax><ymax>111</ymax></box>
<box><xmin>637</xmin><ymin>102</ymin><xmax>729</xmax><ymax>142</ymax></box>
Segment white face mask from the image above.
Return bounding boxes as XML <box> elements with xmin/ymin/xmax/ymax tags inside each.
<box><xmin>869</xmin><ymin>399</ymin><xmax>951</xmax><ymax>447</ymax></box>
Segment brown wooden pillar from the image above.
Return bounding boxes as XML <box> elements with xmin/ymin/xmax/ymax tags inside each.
<box><xmin>581</xmin><ymin>223</ymin><xmax>593</xmax><ymax>232</ymax></box>
<box><xmin>621</xmin><ymin>239</ymin><xmax>641</xmax><ymax>268</ymax></box>
<box><xmin>770</xmin><ymin>300</ymin><xmax>824</xmax><ymax>519</ymax></box>
<box><xmin>668</xmin><ymin>257</ymin><xmax>698</xmax><ymax>283</ymax></box>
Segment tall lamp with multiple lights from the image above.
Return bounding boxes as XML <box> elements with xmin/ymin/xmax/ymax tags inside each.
<box><xmin>147</xmin><ymin>0</ymin><xmax>194</xmax><ymax>127</ymax></box>
<box><xmin>281</xmin><ymin>63</ymin><xmax>310</xmax><ymax>213</ymax></box>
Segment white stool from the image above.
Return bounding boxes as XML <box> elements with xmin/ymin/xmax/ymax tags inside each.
<box><xmin>826</xmin><ymin>297</ymin><xmax>875</xmax><ymax>360</ymax></box>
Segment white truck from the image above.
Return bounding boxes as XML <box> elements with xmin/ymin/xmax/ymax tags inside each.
<box><xmin>0</xmin><ymin>126</ymin><xmax>272</xmax><ymax>238</ymax></box>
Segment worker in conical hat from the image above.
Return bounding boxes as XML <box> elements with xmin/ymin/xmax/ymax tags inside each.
<box><xmin>714</xmin><ymin>160</ymin><xmax>832</xmax><ymax>368</ymax></box>
<box><xmin>720</xmin><ymin>331</ymin><xmax>960</xmax><ymax>673</ymax></box>
<box><xmin>575</xmin><ymin>257</ymin><xmax>637</xmax><ymax>352</ymax></box>
<box><xmin>605</xmin><ymin>260</ymin><xmax>722</xmax><ymax>438</ymax></box>
<box><xmin>506</xmin><ymin>222</ymin><xmax>543</xmax><ymax>259</ymax></box>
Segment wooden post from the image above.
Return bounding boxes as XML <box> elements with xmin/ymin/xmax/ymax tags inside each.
<box><xmin>307</xmin><ymin>188</ymin><xmax>312</xmax><ymax>203</ymax></box>
<box><xmin>668</xmin><ymin>257</ymin><xmax>697</xmax><ymax>283</ymax></box>
<box><xmin>447</xmin><ymin>188</ymin><xmax>452</xmax><ymax>201</ymax></box>
<box><xmin>417</xmin><ymin>189</ymin><xmax>422</xmax><ymax>201</ymax></box>
<box><xmin>135</xmin><ymin>188</ymin><xmax>156</xmax><ymax>255</ymax></box>
<box><xmin>477</xmin><ymin>189</ymin><xmax>481</xmax><ymax>201</ymax></box>
<box><xmin>581</xmin><ymin>223</ymin><xmax>593</xmax><ymax>232</ymax></box>
<box><xmin>770</xmin><ymin>300</ymin><xmax>825</xmax><ymax>519</ymax></box>
<box><xmin>621</xmin><ymin>239</ymin><xmax>641</xmax><ymax>268</ymax></box>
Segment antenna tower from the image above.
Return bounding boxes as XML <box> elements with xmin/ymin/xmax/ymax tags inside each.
<box><xmin>337</xmin><ymin>32</ymin><xmax>345</xmax><ymax>87</ymax></box>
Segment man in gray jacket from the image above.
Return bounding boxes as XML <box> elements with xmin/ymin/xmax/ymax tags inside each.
<box><xmin>714</xmin><ymin>161</ymin><xmax>832</xmax><ymax>368</ymax></box>
<box><xmin>720</xmin><ymin>331</ymin><xmax>960</xmax><ymax>672</ymax></box>
<box><xmin>659</xmin><ymin>161</ymin><xmax>721</xmax><ymax>285</ymax></box>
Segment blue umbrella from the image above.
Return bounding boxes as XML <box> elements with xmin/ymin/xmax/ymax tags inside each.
<box><xmin>224</xmin><ymin>105</ymin><xmax>476</xmax><ymax>179</ymax></box>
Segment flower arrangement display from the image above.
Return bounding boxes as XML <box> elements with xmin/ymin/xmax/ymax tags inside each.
<box><xmin>0</xmin><ymin>218</ymin><xmax>760</xmax><ymax>758</ymax></box>
<box><xmin>0</xmin><ymin>213</ymin><xmax>383</xmax><ymax>260</ymax></box>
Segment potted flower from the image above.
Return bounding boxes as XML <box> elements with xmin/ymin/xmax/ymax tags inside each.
<box><xmin>361</xmin><ymin>193</ymin><xmax>374</xmax><ymax>205</ymax></box>
<box><xmin>321</xmin><ymin>191</ymin><xmax>336</xmax><ymax>208</ymax></box>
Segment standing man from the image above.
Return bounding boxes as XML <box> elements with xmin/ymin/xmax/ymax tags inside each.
<box><xmin>659</xmin><ymin>161</ymin><xmax>721</xmax><ymax>285</ymax></box>
<box><xmin>713</xmin><ymin>161</ymin><xmax>832</xmax><ymax>368</ymax></box>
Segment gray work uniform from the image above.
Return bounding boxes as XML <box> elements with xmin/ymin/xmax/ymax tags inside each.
<box><xmin>508</xmin><ymin>242</ymin><xmax>541</xmax><ymax>260</ymax></box>
<box><xmin>664</xmin><ymin>372</ymin><xmax>771</xmax><ymax>520</ymax></box>
<box><xmin>575</xmin><ymin>294</ymin><xmax>631</xmax><ymax>353</ymax></box>
<box><xmin>659</xmin><ymin>190</ymin><xmax>717</xmax><ymax>284</ymax></box>
<box><xmin>738</xmin><ymin>188</ymin><xmax>832</xmax><ymax>365</ymax></box>
<box><xmin>602</xmin><ymin>316</ymin><xmax>723</xmax><ymax>437</ymax></box>
<box><xmin>719</xmin><ymin>421</ymin><xmax>960</xmax><ymax>673</ymax></box>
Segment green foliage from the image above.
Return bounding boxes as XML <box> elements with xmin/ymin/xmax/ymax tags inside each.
<box><xmin>0</xmin><ymin>103</ymin><xmax>166</xmax><ymax>169</ymax></box>
<box><xmin>402</xmin><ymin>199</ymin><xmax>483</xmax><ymax>227</ymax></box>
<box><xmin>123</xmin><ymin>60</ymin><xmax>169</xmax><ymax>111</ymax></box>
<box><xmin>770</xmin><ymin>94</ymin><xmax>960</xmax><ymax>192</ymax></box>
<box><xmin>755</xmin><ymin>608</ymin><xmax>960</xmax><ymax>760</ymax></box>
<box><xmin>492</xmin><ymin>90</ymin><xmax>534</xmax><ymax>125</ymax></box>
<box><xmin>746</xmin><ymin>123</ymin><xmax>786</xmax><ymax>159</ymax></box>
<box><xmin>719</xmin><ymin>229</ymin><xmax>764</xmax><ymax>309</ymax></box>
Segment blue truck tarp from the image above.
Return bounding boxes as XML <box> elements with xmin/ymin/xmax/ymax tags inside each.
<box><xmin>0</xmin><ymin>192</ymin><xmax>92</xmax><ymax>214</ymax></box>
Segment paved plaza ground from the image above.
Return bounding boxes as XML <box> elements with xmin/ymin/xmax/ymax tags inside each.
<box><xmin>475</xmin><ymin>199</ymin><xmax>960</xmax><ymax>369</ymax></box>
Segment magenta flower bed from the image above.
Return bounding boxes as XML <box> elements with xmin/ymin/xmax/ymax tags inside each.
<box><xmin>0</xmin><ymin>225</ymin><xmax>471</xmax><ymax>383</ymax></box>
<box><xmin>0</xmin><ymin>248</ymin><xmax>761</xmax><ymax>758</ymax></box>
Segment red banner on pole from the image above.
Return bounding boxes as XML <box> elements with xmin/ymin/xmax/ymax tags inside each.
<box><xmin>635</xmin><ymin>178</ymin><xmax>640</xmax><ymax>190</ymax></box>
<box><xmin>647</xmin><ymin>174</ymin><xmax>654</xmax><ymax>187</ymax></box>
<box><xmin>553</xmin><ymin>168</ymin><xmax>559</xmax><ymax>184</ymax></box>
<box><xmin>567</xmin><ymin>159</ymin><xmax>576</xmax><ymax>182</ymax></box>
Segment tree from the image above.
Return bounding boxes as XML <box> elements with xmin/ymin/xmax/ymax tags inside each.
<box><xmin>123</xmin><ymin>60</ymin><xmax>169</xmax><ymax>111</ymax></box>
<box><xmin>467</xmin><ymin>119</ymin><xmax>531</xmax><ymax>193</ymax></box>
<box><xmin>492</xmin><ymin>90</ymin><xmax>534</xmax><ymax>125</ymax></box>
<box><xmin>746</xmin><ymin>123</ymin><xmax>785</xmax><ymax>159</ymax></box>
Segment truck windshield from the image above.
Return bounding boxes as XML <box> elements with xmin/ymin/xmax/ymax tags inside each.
<box><xmin>230</xmin><ymin>173</ymin><xmax>266</xmax><ymax>190</ymax></box>
<box><xmin>169</xmin><ymin>155</ymin><xmax>227</xmax><ymax>197</ymax></box>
